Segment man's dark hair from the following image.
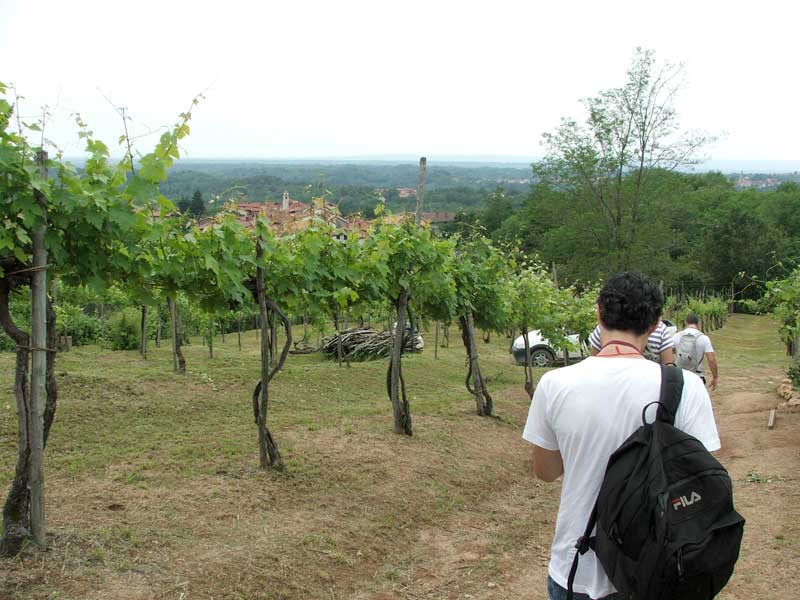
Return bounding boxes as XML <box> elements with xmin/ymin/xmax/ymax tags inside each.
<box><xmin>597</xmin><ymin>272</ymin><xmax>663</xmax><ymax>335</ymax></box>
<box><xmin>685</xmin><ymin>313</ymin><xmax>699</xmax><ymax>326</ymax></box>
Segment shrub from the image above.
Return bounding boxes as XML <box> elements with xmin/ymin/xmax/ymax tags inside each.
<box><xmin>0</xmin><ymin>331</ymin><xmax>16</xmax><ymax>352</ymax></box>
<box><xmin>104</xmin><ymin>308</ymin><xmax>141</xmax><ymax>351</ymax></box>
<box><xmin>789</xmin><ymin>359</ymin><xmax>800</xmax><ymax>391</ymax></box>
<box><xmin>56</xmin><ymin>303</ymin><xmax>104</xmax><ymax>346</ymax></box>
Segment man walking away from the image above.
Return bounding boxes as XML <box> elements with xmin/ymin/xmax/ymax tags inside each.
<box><xmin>673</xmin><ymin>314</ymin><xmax>718</xmax><ymax>390</ymax></box>
<box><xmin>588</xmin><ymin>320</ymin><xmax>675</xmax><ymax>364</ymax></box>
<box><xmin>523</xmin><ymin>273</ymin><xmax>720</xmax><ymax>600</ymax></box>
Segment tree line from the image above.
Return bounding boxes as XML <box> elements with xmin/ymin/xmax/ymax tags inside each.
<box><xmin>446</xmin><ymin>48</ymin><xmax>800</xmax><ymax>297</ymax></box>
<box><xmin>455</xmin><ymin>174</ymin><xmax>799</xmax><ymax>297</ymax></box>
<box><xmin>157</xmin><ymin>162</ymin><xmax>529</xmax><ymax>217</ymax></box>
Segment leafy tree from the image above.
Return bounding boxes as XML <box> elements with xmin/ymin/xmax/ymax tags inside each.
<box><xmin>507</xmin><ymin>266</ymin><xmax>566</xmax><ymax>393</ymax></box>
<box><xmin>448</xmin><ymin>235</ymin><xmax>514</xmax><ymax>415</ymax></box>
<box><xmin>363</xmin><ymin>216</ymin><xmax>455</xmax><ymax>435</ymax></box>
<box><xmin>534</xmin><ymin>48</ymin><xmax>712</xmax><ymax>276</ymax></box>
<box><xmin>761</xmin><ymin>183</ymin><xmax>800</xmax><ymax>264</ymax></box>
<box><xmin>177</xmin><ymin>195</ymin><xmax>191</xmax><ymax>214</ymax></box>
<box><xmin>701</xmin><ymin>203</ymin><xmax>776</xmax><ymax>293</ymax></box>
<box><xmin>481</xmin><ymin>187</ymin><xmax>512</xmax><ymax>235</ymax></box>
<box><xmin>189</xmin><ymin>190</ymin><xmax>205</xmax><ymax>216</ymax></box>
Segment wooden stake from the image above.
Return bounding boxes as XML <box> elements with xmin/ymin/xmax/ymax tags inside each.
<box><xmin>256</xmin><ymin>243</ymin><xmax>271</xmax><ymax>468</ymax></box>
<box><xmin>30</xmin><ymin>150</ymin><xmax>48</xmax><ymax>547</ymax></box>
<box><xmin>156</xmin><ymin>308</ymin><xmax>162</xmax><ymax>348</ymax></box>
<box><xmin>390</xmin><ymin>290</ymin><xmax>411</xmax><ymax>435</ymax></box>
<box><xmin>168</xmin><ymin>298</ymin><xmax>177</xmax><ymax>372</ymax></box>
<box><xmin>140</xmin><ymin>304</ymin><xmax>148</xmax><ymax>359</ymax></box>
<box><xmin>208</xmin><ymin>318</ymin><xmax>213</xmax><ymax>359</ymax></box>
<box><xmin>768</xmin><ymin>408</ymin><xmax>776</xmax><ymax>430</ymax></box>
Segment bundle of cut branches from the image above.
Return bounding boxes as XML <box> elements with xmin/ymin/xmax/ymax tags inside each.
<box><xmin>321</xmin><ymin>327</ymin><xmax>422</xmax><ymax>361</ymax></box>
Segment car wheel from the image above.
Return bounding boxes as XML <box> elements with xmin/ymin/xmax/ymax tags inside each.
<box><xmin>530</xmin><ymin>348</ymin><xmax>555</xmax><ymax>368</ymax></box>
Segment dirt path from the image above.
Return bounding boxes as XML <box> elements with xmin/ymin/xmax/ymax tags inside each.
<box><xmin>353</xmin><ymin>315</ymin><xmax>800</xmax><ymax>599</ymax></box>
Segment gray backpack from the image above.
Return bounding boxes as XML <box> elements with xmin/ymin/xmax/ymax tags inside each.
<box><xmin>675</xmin><ymin>330</ymin><xmax>702</xmax><ymax>371</ymax></box>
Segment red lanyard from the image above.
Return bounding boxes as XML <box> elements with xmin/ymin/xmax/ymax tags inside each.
<box><xmin>599</xmin><ymin>340</ymin><xmax>643</xmax><ymax>356</ymax></box>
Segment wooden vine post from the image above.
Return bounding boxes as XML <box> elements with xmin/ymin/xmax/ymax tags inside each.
<box><xmin>336</xmin><ymin>309</ymin><xmax>344</xmax><ymax>367</ymax></box>
<box><xmin>254</xmin><ymin>239</ymin><xmax>286</xmax><ymax>469</ymax></box>
<box><xmin>168</xmin><ymin>297</ymin><xmax>186</xmax><ymax>373</ymax></box>
<box><xmin>139</xmin><ymin>304</ymin><xmax>148</xmax><ymax>359</ymax></box>
<box><xmin>208</xmin><ymin>316</ymin><xmax>214</xmax><ymax>359</ymax></box>
<box><xmin>522</xmin><ymin>321</ymin><xmax>534</xmax><ymax>396</ymax></box>
<box><xmin>389</xmin><ymin>289</ymin><xmax>412</xmax><ymax>435</ymax></box>
<box><xmin>256</xmin><ymin>252</ymin><xmax>272</xmax><ymax>468</ymax></box>
<box><xmin>29</xmin><ymin>150</ymin><xmax>48</xmax><ymax>546</ymax></box>
<box><xmin>461</xmin><ymin>310</ymin><xmax>492</xmax><ymax>416</ymax></box>
<box><xmin>156</xmin><ymin>308</ymin><xmax>162</xmax><ymax>348</ymax></box>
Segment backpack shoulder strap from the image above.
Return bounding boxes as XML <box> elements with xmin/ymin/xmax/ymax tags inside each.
<box><xmin>656</xmin><ymin>365</ymin><xmax>684</xmax><ymax>425</ymax></box>
<box><xmin>566</xmin><ymin>503</ymin><xmax>598</xmax><ymax>600</ymax></box>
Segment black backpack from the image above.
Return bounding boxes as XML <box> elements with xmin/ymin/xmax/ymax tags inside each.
<box><xmin>567</xmin><ymin>366</ymin><xmax>745</xmax><ymax>600</ymax></box>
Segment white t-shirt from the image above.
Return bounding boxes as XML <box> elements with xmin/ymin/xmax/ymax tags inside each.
<box><xmin>672</xmin><ymin>328</ymin><xmax>714</xmax><ymax>375</ymax></box>
<box><xmin>522</xmin><ymin>357</ymin><xmax>720</xmax><ymax>599</ymax></box>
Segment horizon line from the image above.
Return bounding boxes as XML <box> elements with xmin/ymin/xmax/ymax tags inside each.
<box><xmin>58</xmin><ymin>154</ymin><xmax>800</xmax><ymax>172</ymax></box>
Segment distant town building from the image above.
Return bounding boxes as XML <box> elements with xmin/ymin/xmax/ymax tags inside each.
<box><xmin>734</xmin><ymin>175</ymin><xmax>782</xmax><ymax>190</ymax></box>
<box><xmin>196</xmin><ymin>192</ymin><xmax>455</xmax><ymax>239</ymax></box>
<box><xmin>197</xmin><ymin>191</ymin><xmax>347</xmax><ymax>234</ymax></box>
<box><xmin>397</xmin><ymin>188</ymin><xmax>417</xmax><ymax>198</ymax></box>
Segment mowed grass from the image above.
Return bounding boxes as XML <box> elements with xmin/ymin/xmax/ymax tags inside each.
<box><xmin>710</xmin><ymin>312</ymin><xmax>787</xmax><ymax>368</ymax></box>
<box><xmin>0</xmin><ymin>324</ymin><xmax>540</xmax><ymax>599</ymax></box>
<box><xmin>0</xmin><ymin>314</ymin><xmax>793</xmax><ymax>600</ymax></box>
<box><xmin>1</xmin><ymin>326</ymin><xmax>527</xmax><ymax>487</ymax></box>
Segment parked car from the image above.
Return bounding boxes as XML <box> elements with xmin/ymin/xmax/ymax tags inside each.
<box><xmin>511</xmin><ymin>330</ymin><xmax>587</xmax><ymax>367</ymax></box>
<box><xmin>392</xmin><ymin>321</ymin><xmax>424</xmax><ymax>350</ymax></box>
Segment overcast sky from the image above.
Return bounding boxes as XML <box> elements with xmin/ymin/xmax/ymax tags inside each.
<box><xmin>2</xmin><ymin>0</ymin><xmax>798</xmax><ymax>163</ymax></box>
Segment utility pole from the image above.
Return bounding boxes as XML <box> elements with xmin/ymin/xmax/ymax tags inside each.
<box><xmin>415</xmin><ymin>156</ymin><xmax>426</xmax><ymax>226</ymax></box>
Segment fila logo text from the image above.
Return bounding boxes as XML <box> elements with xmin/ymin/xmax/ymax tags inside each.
<box><xmin>671</xmin><ymin>491</ymin><xmax>702</xmax><ymax>510</ymax></box>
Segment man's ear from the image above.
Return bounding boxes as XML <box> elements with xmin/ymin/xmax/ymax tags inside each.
<box><xmin>595</xmin><ymin>304</ymin><xmax>601</xmax><ymax>323</ymax></box>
